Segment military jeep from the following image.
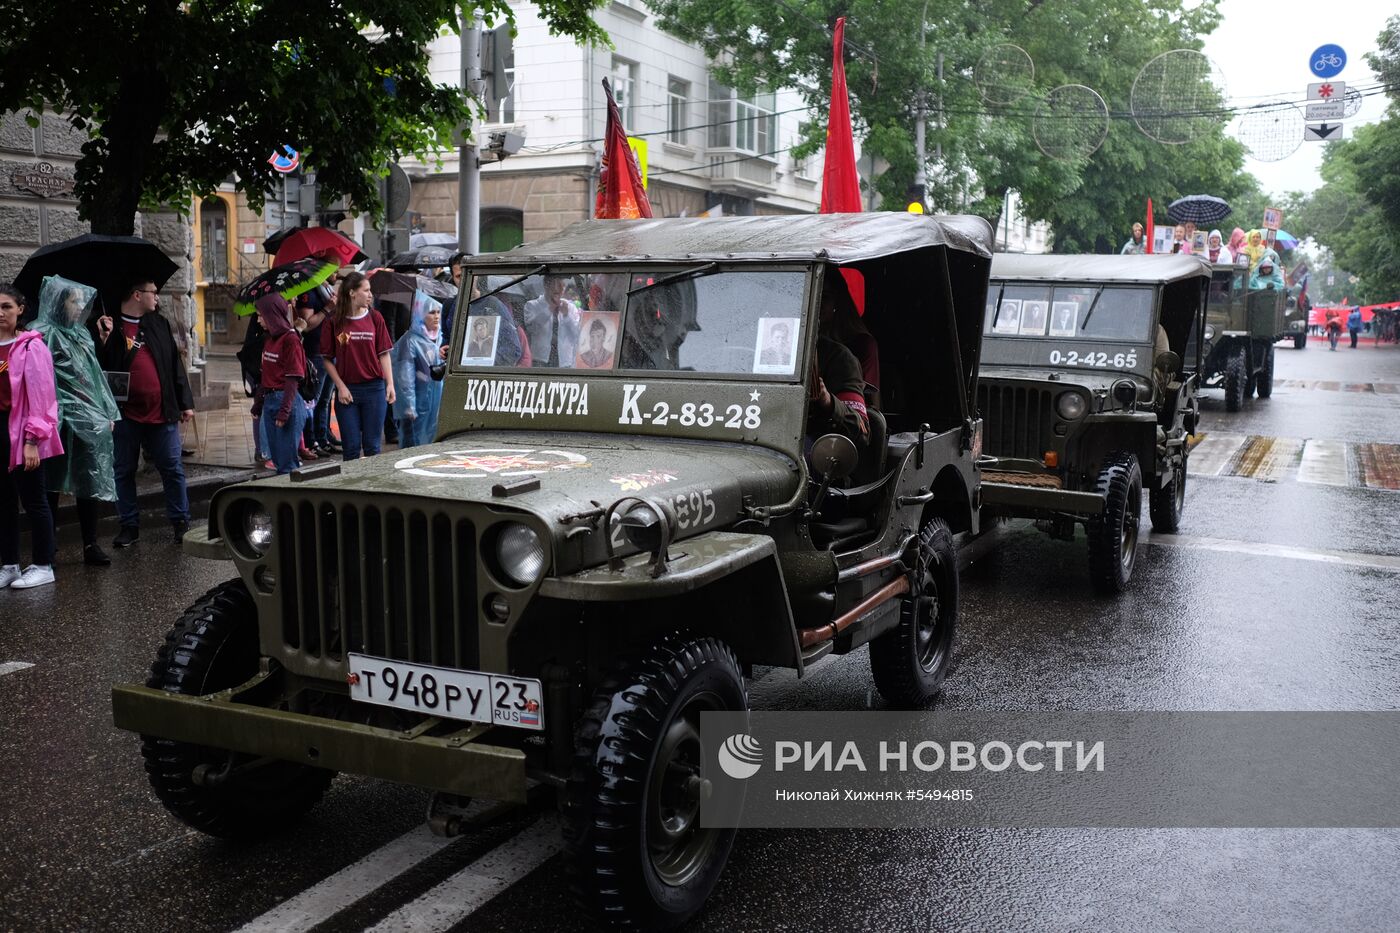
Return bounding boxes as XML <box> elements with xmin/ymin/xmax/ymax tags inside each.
<box><xmin>1194</xmin><ymin>262</ymin><xmax>1303</xmax><ymax>411</ymax></box>
<box><xmin>975</xmin><ymin>254</ymin><xmax>1210</xmax><ymax>594</ymax></box>
<box><xmin>112</xmin><ymin>213</ymin><xmax>994</xmax><ymax>929</ymax></box>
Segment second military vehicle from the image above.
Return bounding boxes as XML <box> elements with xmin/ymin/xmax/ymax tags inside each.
<box><xmin>976</xmin><ymin>254</ymin><xmax>1210</xmax><ymax>594</ymax></box>
<box><xmin>113</xmin><ymin>213</ymin><xmax>995</xmax><ymax>929</ymax></box>
<box><xmin>1196</xmin><ymin>260</ymin><xmax>1306</xmax><ymax>411</ymax></box>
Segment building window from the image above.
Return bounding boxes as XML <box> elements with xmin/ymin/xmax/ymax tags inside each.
<box><xmin>207</xmin><ymin>309</ymin><xmax>228</xmax><ymax>335</ymax></box>
<box><xmin>707</xmin><ymin>81</ymin><xmax>776</xmax><ymax>155</ymax></box>
<box><xmin>481</xmin><ymin>209</ymin><xmax>524</xmax><ymax>253</ymax></box>
<box><xmin>199</xmin><ymin>197</ymin><xmax>229</xmax><ymax>282</ymax></box>
<box><xmin>667</xmin><ymin>77</ymin><xmax>690</xmax><ymax>144</ymax></box>
<box><xmin>611</xmin><ymin>57</ymin><xmax>637</xmax><ymax>125</ymax></box>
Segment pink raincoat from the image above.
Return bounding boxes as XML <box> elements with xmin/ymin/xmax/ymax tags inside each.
<box><xmin>6</xmin><ymin>330</ymin><xmax>63</xmax><ymax>470</ymax></box>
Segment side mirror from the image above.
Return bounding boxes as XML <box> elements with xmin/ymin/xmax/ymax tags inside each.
<box><xmin>1154</xmin><ymin>350</ymin><xmax>1181</xmax><ymax>374</ymax></box>
<box><xmin>809</xmin><ymin>434</ymin><xmax>858</xmax><ymax>482</ymax></box>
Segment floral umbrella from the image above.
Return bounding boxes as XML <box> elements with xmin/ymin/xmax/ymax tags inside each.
<box><xmin>233</xmin><ymin>258</ymin><xmax>339</xmax><ymax>316</ymax></box>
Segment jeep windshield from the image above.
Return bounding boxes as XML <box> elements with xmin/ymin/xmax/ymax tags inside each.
<box><xmin>456</xmin><ymin>268</ymin><xmax>809</xmax><ymax>379</ymax></box>
<box><xmin>985</xmin><ymin>284</ymin><xmax>1154</xmax><ymax>342</ymax></box>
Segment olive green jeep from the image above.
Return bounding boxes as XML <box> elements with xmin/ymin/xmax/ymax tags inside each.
<box><xmin>112</xmin><ymin>213</ymin><xmax>994</xmax><ymax>929</ymax></box>
<box><xmin>975</xmin><ymin>254</ymin><xmax>1210</xmax><ymax>594</ymax></box>
<box><xmin>1195</xmin><ymin>261</ymin><xmax>1305</xmax><ymax>412</ymax></box>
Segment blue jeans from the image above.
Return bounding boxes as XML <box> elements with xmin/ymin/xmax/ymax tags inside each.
<box><xmin>113</xmin><ymin>420</ymin><xmax>189</xmax><ymax>527</ymax></box>
<box><xmin>261</xmin><ymin>390</ymin><xmax>308</xmax><ymax>474</ymax></box>
<box><xmin>304</xmin><ymin>357</ymin><xmax>333</xmax><ymax>446</ymax></box>
<box><xmin>336</xmin><ymin>379</ymin><xmax>386</xmax><ymax>460</ymax></box>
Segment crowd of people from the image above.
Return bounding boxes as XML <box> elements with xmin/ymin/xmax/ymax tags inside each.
<box><xmin>1120</xmin><ymin>221</ymin><xmax>1285</xmax><ymax>275</ymax></box>
<box><xmin>2</xmin><ymin>276</ymin><xmax>195</xmax><ymax>590</ymax></box>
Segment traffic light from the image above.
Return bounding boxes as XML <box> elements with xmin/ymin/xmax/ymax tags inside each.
<box><xmin>905</xmin><ymin>183</ymin><xmax>926</xmax><ymax>214</ymax></box>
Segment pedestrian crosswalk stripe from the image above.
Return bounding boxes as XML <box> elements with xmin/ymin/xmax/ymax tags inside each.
<box><xmin>364</xmin><ymin>816</ymin><xmax>562</xmax><ymax>933</ymax></box>
<box><xmin>1296</xmin><ymin>439</ymin><xmax>1351</xmax><ymax>486</ymax></box>
<box><xmin>1276</xmin><ymin>380</ymin><xmax>1400</xmax><ymax>394</ymax></box>
<box><xmin>1188</xmin><ymin>433</ymin><xmax>1400</xmax><ymax>491</ymax></box>
<box><xmin>0</xmin><ymin>661</ymin><xmax>35</xmax><ymax>677</ymax></box>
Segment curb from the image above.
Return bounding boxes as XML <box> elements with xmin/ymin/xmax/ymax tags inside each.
<box><xmin>50</xmin><ymin>466</ymin><xmax>258</xmax><ymax>530</ymax></box>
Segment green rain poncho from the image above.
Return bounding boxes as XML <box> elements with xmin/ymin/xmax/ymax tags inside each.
<box><xmin>34</xmin><ymin>275</ymin><xmax>121</xmax><ymax>500</ymax></box>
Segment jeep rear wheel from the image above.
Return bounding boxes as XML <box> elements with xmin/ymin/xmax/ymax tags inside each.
<box><xmin>1148</xmin><ymin>453</ymin><xmax>1187</xmax><ymax>534</ymax></box>
<box><xmin>1256</xmin><ymin>346</ymin><xmax>1275</xmax><ymax>398</ymax></box>
<box><xmin>140</xmin><ymin>579</ymin><xmax>335</xmax><ymax>839</ymax></box>
<box><xmin>869</xmin><ymin>518</ymin><xmax>957</xmax><ymax>706</ymax></box>
<box><xmin>1223</xmin><ymin>347</ymin><xmax>1247</xmax><ymax>412</ymax></box>
<box><xmin>1087</xmin><ymin>453</ymin><xmax>1142</xmax><ymax>595</ymax></box>
<box><xmin>565</xmin><ymin>634</ymin><xmax>745</xmax><ymax>930</ymax></box>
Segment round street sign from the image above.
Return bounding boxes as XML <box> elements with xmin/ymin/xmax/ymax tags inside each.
<box><xmin>1309</xmin><ymin>44</ymin><xmax>1346</xmax><ymax>79</ymax></box>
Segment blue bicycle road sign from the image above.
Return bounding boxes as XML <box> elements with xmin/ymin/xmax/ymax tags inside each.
<box><xmin>1310</xmin><ymin>45</ymin><xmax>1346</xmax><ymax>78</ymax></box>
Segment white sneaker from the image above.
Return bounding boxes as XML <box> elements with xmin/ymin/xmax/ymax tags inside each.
<box><xmin>0</xmin><ymin>564</ymin><xmax>20</xmax><ymax>588</ymax></box>
<box><xmin>9</xmin><ymin>565</ymin><xmax>54</xmax><ymax>589</ymax></box>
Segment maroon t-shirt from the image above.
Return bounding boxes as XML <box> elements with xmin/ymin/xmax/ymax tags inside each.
<box><xmin>261</xmin><ymin>331</ymin><xmax>307</xmax><ymax>391</ymax></box>
<box><xmin>321</xmin><ymin>310</ymin><xmax>392</xmax><ymax>384</ymax></box>
<box><xmin>121</xmin><ymin>317</ymin><xmax>165</xmax><ymax>424</ymax></box>
<box><xmin>0</xmin><ymin>340</ymin><xmax>12</xmax><ymax>412</ymax></box>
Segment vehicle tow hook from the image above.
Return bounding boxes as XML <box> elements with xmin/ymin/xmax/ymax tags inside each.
<box><xmin>427</xmin><ymin>792</ymin><xmax>475</xmax><ymax>837</ymax></box>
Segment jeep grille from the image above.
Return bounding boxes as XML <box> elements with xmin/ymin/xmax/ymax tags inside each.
<box><xmin>274</xmin><ymin>501</ymin><xmax>479</xmax><ymax>670</ymax></box>
<box><xmin>977</xmin><ymin>383</ymin><xmax>1056</xmax><ymax>461</ymax></box>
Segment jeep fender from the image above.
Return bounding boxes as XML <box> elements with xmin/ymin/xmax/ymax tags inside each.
<box><xmin>538</xmin><ymin>530</ymin><xmax>803</xmax><ymax>672</ymax></box>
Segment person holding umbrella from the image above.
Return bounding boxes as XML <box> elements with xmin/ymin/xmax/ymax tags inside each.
<box><xmin>321</xmin><ymin>271</ymin><xmax>395</xmax><ymax>459</ymax></box>
<box><xmin>33</xmin><ymin>277</ymin><xmax>122</xmax><ymax>566</ymax></box>
<box><xmin>93</xmin><ymin>279</ymin><xmax>195</xmax><ymax>546</ymax></box>
<box><xmin>0</xmin><ymin>285</ymin><xmax>62</xmax><ymax>589</ymax></box>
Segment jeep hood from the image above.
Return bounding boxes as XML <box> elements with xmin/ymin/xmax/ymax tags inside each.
<box><xmin>244</xmin><ymin>431</ymin><xmax>802</xmax><ymax>524</ymax></box>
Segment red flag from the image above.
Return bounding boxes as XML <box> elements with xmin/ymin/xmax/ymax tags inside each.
<box><xmin>1145</xmin><ymin>198</ymin><xmax>1154</xmax><ymax>255</ymax></box>
<box><xmin>819</xmin><ymin>17</ymin><xmax>865</xmax><ymax>311</ymax></box>
<box><xmin>595</xmin><ymin>78</ymin><xmax>653</xmax><ymax>219</ymax></box>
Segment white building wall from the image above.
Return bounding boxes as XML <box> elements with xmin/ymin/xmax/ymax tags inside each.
<box><xmin>408</xmin><ymin>0</ymin><xmax>825</xmax><ymax>216</ymax></box>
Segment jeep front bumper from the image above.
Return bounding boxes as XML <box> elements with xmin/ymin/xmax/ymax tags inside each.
<box><xmin>112</xmin><ymin>682</ymin><xmax>528</xmax><ymax>801</ymax></box>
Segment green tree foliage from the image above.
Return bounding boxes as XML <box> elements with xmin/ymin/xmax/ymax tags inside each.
<box><xmin>0</xmin><ymin>0</ymin><xmax>607</xmax><ymax>235</ymax></box>
<box><xmin>1291</xmin><ymin>15</ymin><xmax>1400</xmax><ymax>303</ymax></box>
<box><xmin>649</xmin><ymin>0</ymin><xmax>1254</xmax><ymax>252</ymax></box>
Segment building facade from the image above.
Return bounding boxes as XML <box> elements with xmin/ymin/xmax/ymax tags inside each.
<box><xmin>401</xmin><ymin>0</ymin><xmax>826</xmax><ymax>245</ymax></box>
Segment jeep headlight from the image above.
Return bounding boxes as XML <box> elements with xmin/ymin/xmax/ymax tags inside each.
<box><xmin>495</xmin><ymin>523</ymin><xmax>546</xmax><ymax>587</ymax></box>
<box><xmin>1204</xmin><ymin>324</ymin><xmax>1216</xmax><ymax>341</ymax></box>
<box><xmin>244</xmin><ymin>505</ymin><xmax>274</xmax><ymax>554</ymax></box>
<box><xmin>1055</xmin><ymin>391</ymin><xmax>1087</xmax><ymax>421</ymax></box>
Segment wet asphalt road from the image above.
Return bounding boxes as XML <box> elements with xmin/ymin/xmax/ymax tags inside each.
<box><xmin>2</xmin><ymin>337</ymin><xmax>1398</xmax><ymax>933</ymax></box>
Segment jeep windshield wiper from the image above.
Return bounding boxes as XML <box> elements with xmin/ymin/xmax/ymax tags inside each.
<box><xmin>1078</xmin><ymin>285</ymin><xmax>1106</xmax><ymax>331</ymax></box>
<box><xmin>474</xmin><ymin>265</ymin><xmax>547</xmax><ymax>304</ymax></box>
<box><xmin>627</xmin><ymin>262</ymin><xmax>719</xmax><ymax>295</ymax></box>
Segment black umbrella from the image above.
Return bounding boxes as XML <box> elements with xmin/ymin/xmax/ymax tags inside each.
<box><xmin>369</xmin><ymin>269</ymin><xmax>457</xmax><ymax>306</ymax></box>
<box><xmin>1166</xmin><ymin>195</ymin><xmax>1232</xmax><ymax>226</ymax></box>
<box><xmin>14</xmin><ymin>233</ymin><xmax>179</xmax><ymax>313</ymax></box>
<box><xmin>387</xmin><ymin>244</ymin><xmax>459</xmax><ymax>270</ymax></box>
<box><xmin>262</xmin><ymin>225</ymin><xmax>304</xmax><ymax>255</ymax></box>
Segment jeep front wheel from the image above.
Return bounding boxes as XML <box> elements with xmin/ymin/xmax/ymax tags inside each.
<box><xmin>140</xmin><ymin>579</ymin><xmax>335</xmax><ymax>839</ymax></box>
<box><xmin>565</xmin><ymin>633</ymin><xmax>745</xmax><ymax>930</ymax></box>
<box><xmin>1087</xmin><ymin>453</ymin><xmax>1142</xmax><ymax>594</ymax></box>
<box><xmin>869</xmin><ymin>518</ymin><xmax>957</xmax><ymax>706</ymax></box>
<box><xmin>1223</xmin><ymin>346</ymin><xmax>1247</xmax><ymax>412</ymax></box>
<box><xmin>1256</xmin><ymin>346</ymin><xmax>1275</xmax><ymax>398</ymax></box>
<box><xmin>1294</xmin><ymin>331</ymin><xmax>1307</xmax><ymax>350</ymax></box>
<box><xmin>1148</xmin><ymin>452</ymin><xmax>1187</xmax><ymax>534</ymax></box>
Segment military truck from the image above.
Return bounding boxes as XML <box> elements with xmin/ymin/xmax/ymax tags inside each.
<box><xmin>975</xmin><ymin>254</ymin><xmax>1210</xmax><ymax>594</ymax></box>
<box><xmin>1196</xmin><ymin>261</ymin><xmax>1304</xmax><ymax>411</ymax></box>
<box><xmin>113</xmin><ymin>213</ymin><xmax>994</xmax><ymax>929</ymax></box>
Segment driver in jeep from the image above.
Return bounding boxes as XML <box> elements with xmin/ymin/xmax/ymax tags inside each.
<box><xmin>808</xmin><ymin>268</ymin><xmax>871</xmax><ymax>453</ymax></box>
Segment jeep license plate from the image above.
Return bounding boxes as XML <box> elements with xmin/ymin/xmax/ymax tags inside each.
<box><xmin>347</xmin><ymin>653</ymin><xmax>544</xmax><ymax>731</ymax></box>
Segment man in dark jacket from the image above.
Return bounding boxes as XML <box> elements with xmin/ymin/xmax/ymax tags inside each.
<box><xmin>92</xmin><ymin>280</ymin><xmax>194</xmax><ymax>545</ymax></box>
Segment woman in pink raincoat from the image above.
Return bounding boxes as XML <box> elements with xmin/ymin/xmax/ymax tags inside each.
<box><xmin>0</xmin><ymin>284</ymin><xmax>63</xmax><ymax>590</ymax></box>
